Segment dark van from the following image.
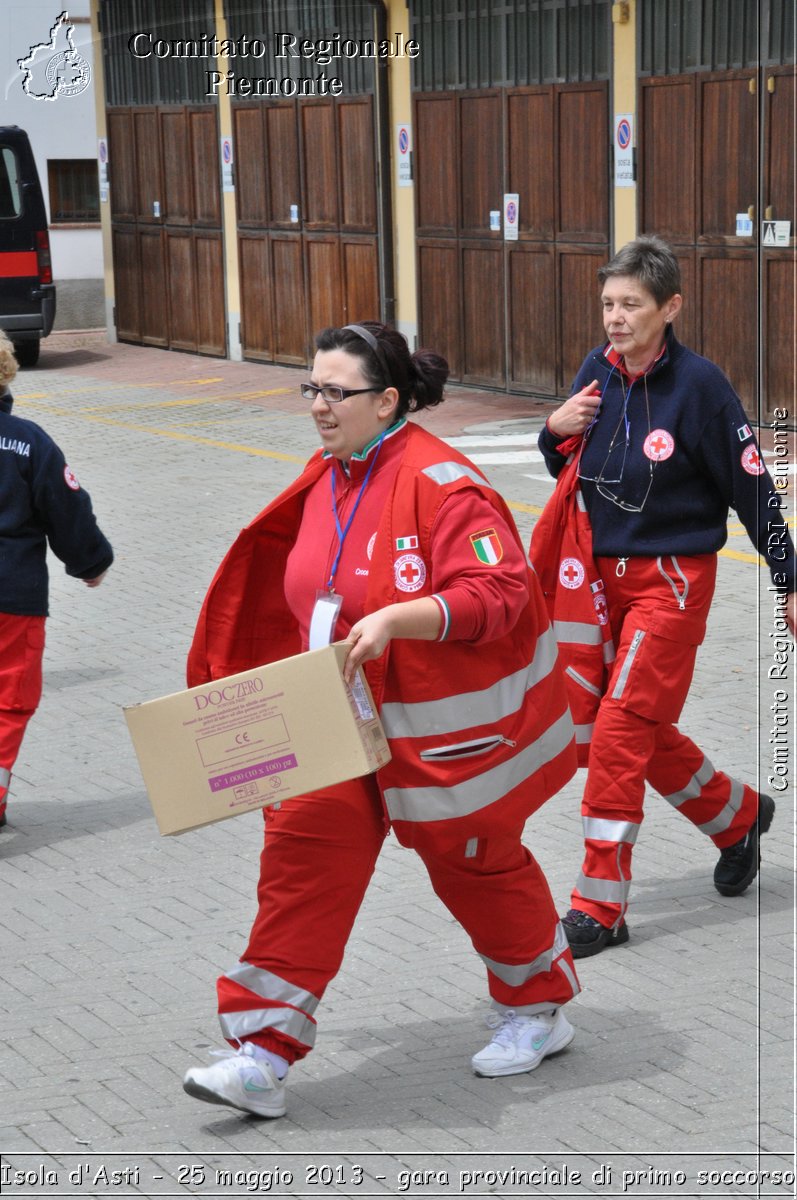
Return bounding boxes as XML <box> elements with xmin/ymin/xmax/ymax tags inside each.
<box><xmin>0</xmin><ymin>126</ymin><xmax>56</xmax><ymax>367</ymax></box>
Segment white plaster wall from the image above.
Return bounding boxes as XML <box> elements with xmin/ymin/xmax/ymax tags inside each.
<box><xmin>2</xmin><ymin>2</ymin><xmax>101</xmax><ymax>283</ymax></box>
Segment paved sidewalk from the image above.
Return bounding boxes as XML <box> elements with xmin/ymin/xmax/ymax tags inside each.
<box><xmin>0</xmin><ymin>334</ymin><xmax>794</xmax><ymax>1199</ymax></box>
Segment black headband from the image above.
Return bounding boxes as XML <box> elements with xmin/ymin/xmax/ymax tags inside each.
<box><xmin>343</xmin><ymin>323</ymin><xmax>379</xmax><ymax>353</ymax></box>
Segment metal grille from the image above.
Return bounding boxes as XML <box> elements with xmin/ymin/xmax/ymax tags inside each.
<box><xmin>101</xmin><ymin>0</ymin><xmax>216</xmax><ymax>105</ymax></box>
<box><xmin>223</xmin><ymin>1</ymin><xmax>376</xmax><ymax>95</ymax></box>
<box><xmin>101</xmin><ymin>0</ymin><xmax>376</xmax><ymax>105</ymax></box>
<box><xmin>409</xmin><ymin>0</ymin><xmax>611</xmax><ymax>90</ymax></box>
<box><xmin>764</xmin><ymin>0</ymin><xmax>795</xmax><ymax>63</ymax></box>
<box><xmin>639</xmin><ymin>0</ymin><xmax>795</xmax><ymax>75</ymax></box>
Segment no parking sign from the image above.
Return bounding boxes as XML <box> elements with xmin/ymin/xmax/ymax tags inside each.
<box><xmin>614</xmin><ymin>114</ymin><xmax>634</xmax><ymax>187</ymax></box>
<box><xmin>396</xmin><ymin>123</ymin><xmax>412</xmax><ymax>187</ymax></box>
<box><xmin>503</xmin><ymin>193</ymin><xmax>519</xmax><ymax>241</ymax></box>
<box><xmin>220</xmin><ymin>136</ymin><xmax>234</xmax><ymax>192</ymax></box>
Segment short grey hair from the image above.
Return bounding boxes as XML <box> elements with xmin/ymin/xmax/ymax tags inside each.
<box><xmin>598</xmin><ymin>235</ymin><xmax>681</xmax><ymax>306</ymax></box>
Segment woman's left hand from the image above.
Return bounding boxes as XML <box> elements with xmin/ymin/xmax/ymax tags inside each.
<box><xmin>342</xmin><ymin>598</ymin><xmax>443</xmax><ymax>683</ymax></box>
<box><xmin>343</xmin><ymin>610</ymin><xmax>395</xmax><ymax>682</ymax></box>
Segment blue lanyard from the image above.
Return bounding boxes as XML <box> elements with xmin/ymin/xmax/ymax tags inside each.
<box><xmin>327</xmin><ymin>432</ymin><xmax>387</xmax><ymax>592</ymax></box>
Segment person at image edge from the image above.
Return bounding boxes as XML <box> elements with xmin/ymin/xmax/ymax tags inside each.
<box><xmin>532</xmin><ymin>235</ymin><xmax>796</xmax><ymax>959</ymax></box>
<box><xmin>0</xmin><ymin>331</ymin><xmax>113</xmax><ymax>829</ymax></box>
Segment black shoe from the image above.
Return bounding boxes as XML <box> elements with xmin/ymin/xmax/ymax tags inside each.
<box><xmin>714</xmin><ymin>794</ymin><xmax>775</xmax><ymax>897</ymax></box>
<box><xmin>561</xmin><ymin>908</ymin><xmax>630</xmax><ymax>959</ymax></box>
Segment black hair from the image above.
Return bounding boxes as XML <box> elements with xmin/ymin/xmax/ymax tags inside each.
<box><xmin>314</xmin><ymin>321</ymin><xmax>449</xmax><ymax>419</ymax></box>
<box><xmin>597</xmin><ymin>235</ymin><xmax>682</xmax><ymax>306</ymax></box>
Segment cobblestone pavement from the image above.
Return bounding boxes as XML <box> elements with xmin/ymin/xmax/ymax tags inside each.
<box><xmin>0</xmin><ymin>333</ymin><xmax>794</xmax><ymax>1199</ymax></box>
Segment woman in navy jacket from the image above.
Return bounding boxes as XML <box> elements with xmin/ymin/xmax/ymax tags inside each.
<box><xmin>536</xmin><ymin>235</ymin><xmax>795</xmax><ymax>957</ymax></box>
<box><xmin>0</xmin><ymin>331</ymin><xmax>113</xmax><ymax>827</ymax></box>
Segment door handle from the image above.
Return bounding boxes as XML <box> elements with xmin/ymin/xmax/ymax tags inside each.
<box><xmin>765</xmin><ymin>205</ymin><xmax>773</xmax><ymax>220</ymax></box>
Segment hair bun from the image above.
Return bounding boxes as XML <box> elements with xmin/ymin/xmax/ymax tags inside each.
<box><xmin>408</xmin><ymin>348</ymin><xmax>449</xmax><ymax>412</ymax></box>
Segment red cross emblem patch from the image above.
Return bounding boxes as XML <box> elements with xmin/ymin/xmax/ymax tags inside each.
<box><xmin>591</xmin><ymin>580</ymin><xmax>610</xmax><ymax>625</ymax></box>
<box><xmin>643</xmin><ymin>429</ymin><xmax>675</xmax><ymax>461</ymax></box>
<box><xmin>63</xmin><ymin>465</ymin><xmax>81</xmax><ymax>491</ymax></box>
<box><xmin>394</xmin><ymin>553</ymin><xmax>427</xmax><ymax>593</ymax></box>
<box><xmin>741</xmin><ymin>444</ymin><xmax>764</xmax><ymax>476</ymax></box>
<box><xmin>559</xmin><ymin>557</ymin><xmax>585</xmax><ymax>589</ymax></box>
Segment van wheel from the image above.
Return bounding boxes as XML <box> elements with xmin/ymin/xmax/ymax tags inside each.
<box><xmin>13</xmin><ymin>339</ymin><xmax>40</xmax><ymax>368</ymax></box>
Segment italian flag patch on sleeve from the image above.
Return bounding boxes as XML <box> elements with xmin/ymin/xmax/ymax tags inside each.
<box><xmin>395</xmin><ymin>535</ymin><xmax>419</xmax><ymax>551</ymax></box>
<box><xmin>470</xmin><ymin>528</ymin><xmax>503</xmax><ymax>564</ymax></box>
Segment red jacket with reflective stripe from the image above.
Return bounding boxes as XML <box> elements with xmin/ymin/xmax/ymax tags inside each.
<box><xmin>188</xmin><ymin>423</ymin><xmax>577</xmax><ymax>849</ymax></box>
<box><xmin>529</xmin><ymin>437</ymin><xmax>615</xmax><ymax>766</ymax></box>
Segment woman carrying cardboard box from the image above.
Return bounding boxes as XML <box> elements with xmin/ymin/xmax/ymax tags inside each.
<box><xmin>182</xmin><ymin>321</ymin><xmax>580</xmax><ymax>1118</ymax></box>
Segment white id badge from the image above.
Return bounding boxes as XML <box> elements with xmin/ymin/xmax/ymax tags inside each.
<box><xmin>309</xmin><ymin>590</ymin><xmax>343</xmax><ymax>649</ymax></box>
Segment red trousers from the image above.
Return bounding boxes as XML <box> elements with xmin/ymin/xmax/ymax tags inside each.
<box><xmin>0</xmin><ymin>614</ymin><xmax>46</xmax><ymax>818</ymax></box>
<box><xmin>216</xmin><ymin>776</ymin><xmax>580</xmax><ymax>1064</ymax></box>
<box><xmin>572</xmin><ymin>555</ymin><xmax>758</xmax><ymax>928</ymax></box>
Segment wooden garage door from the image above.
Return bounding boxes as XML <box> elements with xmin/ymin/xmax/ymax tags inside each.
<box><xmin>415</xmin><ymin>83</ymin><xmax>610</xmax><ymax>395</ymax></box>
<box><xmin>233</xmin><ymin>96</ymin><xmax>379</xmax><ymax>366</ymax></box>
<box><xmin>108</xmin><ymin>105</ymin><xmax>226</xmax><ymax>356</ymax></box>
<box><xmin>640</xmin><ymin>66</ymin><xmax>795</xmax><ymax>422</ymax></box>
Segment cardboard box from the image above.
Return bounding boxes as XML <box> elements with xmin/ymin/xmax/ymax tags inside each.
<box><xmin>124</xmin><ymin>643</ymin><xmax>391</xmax><ymax>836</ymax></box>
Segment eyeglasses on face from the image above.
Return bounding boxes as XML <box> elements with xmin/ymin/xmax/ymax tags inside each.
<box><xmin>300</xmin><ymin>382</ymin><xmax>377</xmax><ymax>405</ymax></box>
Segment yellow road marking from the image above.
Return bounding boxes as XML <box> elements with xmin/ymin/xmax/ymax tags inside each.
<box><xmin>728</xmin><ymin>516</ymin><xmax>795</xmax><ymax>533</ymax></box>
<box><xmin>234</xmin><ymin>388</ymin><xmax>295</xmax><ymax>398</ymax></box>
<box><xmin>27</xmin><ymin>387</ymin><xmax>296</xmax><ymax>414</ymax></box>
<box><xmin>149</xmin><ymin>377</ymin><xmax>224</xmax><ymax>386</ymax></box>
<box><xmin>508</xmin><ymin>500</ymin><xmax>544</xmax><ymax>517</ymax></box>
<box><xmin>20</xmin><ymin>399</ymin><xmax>305</xmax><ymax>463</ymax></box>
<box><xmin>79</xmin><ymin>396</ymin><xmax>235</xmax><ymax>412</ymax></box>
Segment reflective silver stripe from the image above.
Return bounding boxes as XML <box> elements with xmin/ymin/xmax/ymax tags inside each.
<box><xmin>384</xmin><ymin>710</ymin><xmax>573</xmax><ymax>824</ymax></box>
<box><xmin>558</xmin><ymin>957</ymin><xmax>580</xmax><ymax>998</ymax></box>
<box><xmin>576</xmin><ymin>872</ymin><xmax>629</xmax><ymax>904</ymax></box>
<box><xmin>423</xmin><ymin>461</ymin><xmax>489</xmax><ymax>487</ymax></box>
<box><xmin>465</xmin><ymin>838</ymin><xmax>478</xmax><ymax>858</ymax></box>
<box><xmin>697</xmin><ymin>777</ymin><xmax>745</xmax><ymax>836</ymax></box>
<box><xmin>0</xmin><ymin>767</ymin><xmax>10</xmax><ymax>790</ymax></box>
<box><xmin>576</xmin><ymin>488</ymin><xmax>587</xmax><ymax>511</ymax></box>
<box><xmin>554</xmin><ymin>620</ymin><xmax>603</xmax><ymax>646</ymax></box>
<box><xmin>611</xmin><ymin>629</ymin><xmax>645</xmax><ymax>700</ymax></box>
<box><xmin>583</xmin><ymin>817</ymin><xmax>640</xmax><ymax>845</ymax></box>
<box><xmin>381</xmin><ymin>625</ymin><xmax>559</xmax><ymax>741</ymax></box>
<box><xmin>575</xmin><ymin>723</ymin><xmax>594</xmax><ymax>745</ymax></box>
<box><xmin>565</xmin><ymin>666</ymin><xmax>602</xmax><ymax>698</ymax></box>
<box><xmin>555</xmin><ymin>623</ymin><xmax>615</xmax><ymax>664</ymax></box>
<box><xmin>220</xmin><ymin>1006</ymin><xmax>317</xmax><ymax>1049</ymax></box>
<box><xmin>479</xmin><ymin>923</ymin><xmax>570</xmax><ymax>987</ymax></box>
<box><xmin>663</xmin><ymin>755</ymin><xmax>716</xmax><ymax>808</ymax></box>
<box><xmin>224</xmin><ymin>962</ymin><xmax>320</xmax><ymax>1015</ymax></box>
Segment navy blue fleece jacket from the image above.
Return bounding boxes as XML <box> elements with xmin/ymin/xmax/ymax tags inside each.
<box><xmin>538</xmin><ymin>331</ymin><xmax>795</xmax><ymax>592</ymax></box>
<box><xmin>0</xmin><ymin>408</ymin><xmax>113</xmax><ymax>615</ymax></box>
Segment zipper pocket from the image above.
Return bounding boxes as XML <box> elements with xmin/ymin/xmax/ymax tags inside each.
<box><xmin>656</xmin><ymin>555</ymin><xmax>689</xmax><ymax>610</ymax></box>
<box><xmin>420</xmin><ymin>734</ymin><xmax>517</xmax><ymax>762</ymax></box>
<box><xmin>565</xmin><ymin>666</ymin><xmax>603</xmax><ymax>698</ymax></box>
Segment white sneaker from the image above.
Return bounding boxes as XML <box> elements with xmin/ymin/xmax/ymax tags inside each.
<box><xmin>471</xmin><ymin>1007</ymin><xmax>574</xmax><ymax>1077</ymax></box>
<box><xmin>183</xmin><ymin>1043</ymin><xmax>287</xmax><ymax>1118</ymax></box>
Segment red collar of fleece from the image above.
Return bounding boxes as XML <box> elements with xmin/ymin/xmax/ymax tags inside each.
<box><xmin>604</xmin><ymin>340</ymin><xmax>666</xmax><ymax>380</ymax></box>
